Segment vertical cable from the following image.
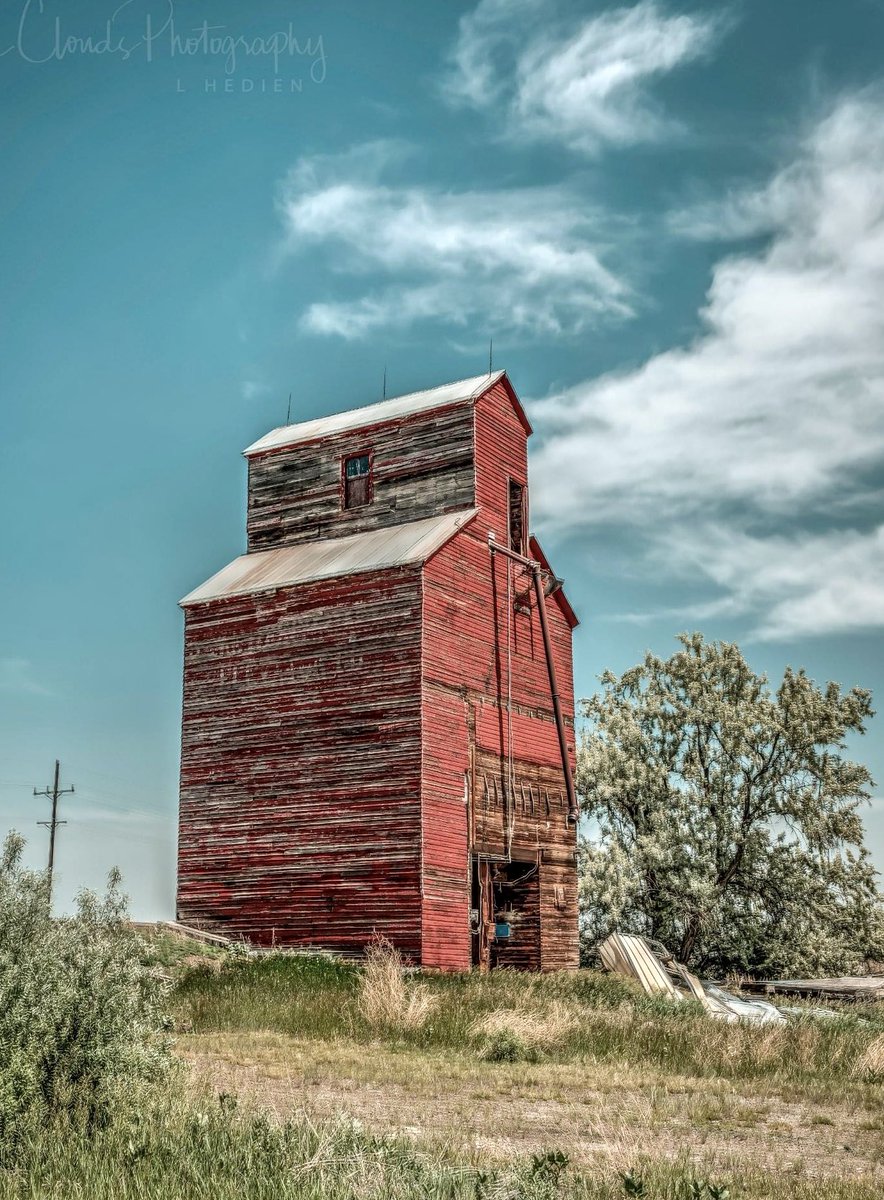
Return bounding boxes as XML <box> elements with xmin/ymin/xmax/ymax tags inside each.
<box><xmin>506</xmin><ymin>558</ymin><xmax>514</xmax><ymax>860</ymax></box>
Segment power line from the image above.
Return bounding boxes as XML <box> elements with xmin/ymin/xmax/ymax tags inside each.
<box><xmin>66</xmin><ymin>763</ymin><xmax>136</xmax><ymax>786</ymax></box>
<box><xmin>34</xmin><ymin>760</ymin><xmax>74</xmax><ymax>906</ymax></box>
<box><xmin>69</xmin><ymin>762</ymin><xmax>174</xmax><ymax>797</ymax></box>
<box><xmin>71</xmin><ymin>784</ymin><xmax>170</xmax><ymax>821</ymax></box>
<box><xmin>77</xmin><ymin>800</ymin><xmax>167</xmax><ymax>825</ymax></box>
<box><xmin>75</xmin><ymin>821</ymin><xmax>171</xmax><ymax>848</ymax></box>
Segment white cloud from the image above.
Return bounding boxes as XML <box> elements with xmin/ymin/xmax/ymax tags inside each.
<box><xmin>443</xmin><ymin>0</ymin><xmax>725</xmax><ymax>154</ymax></box>
<box><xmin>0</xmin><ymin>658</ymin><xmax>53</xmax><ymax>696</ymax></box>
<box><xmin>530</xmin><ymin>96</ymin><xmax>884</xmax><ymax>638</ymax></box>
<box><xmin>241</xmin><ymin>380</ymin><xmax>269</xmax><ymax>401</ymax></box>
<box><xmin>277</xmin><ymin>147</ymin><xmax>634</xmax><ymax>338</ymax></box>
<box><xmin>655</xmin><ymin>524</ymin><xmax>884</xmax><ymax>641</ymax></box>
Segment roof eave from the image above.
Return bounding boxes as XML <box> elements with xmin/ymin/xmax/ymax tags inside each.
<box><xmin>528</xmin><ymin>535</ymin><xmax>579</xmax><ymax>628</ymax></box>
<box><xmin>242</xmin><ymin>371</ymin><xmax>510</xmax><ymax>459</ymax></box>
<box><xmin>179</xmin><ymin>557</ymin><xmax>426</xmax><ymax>609</ymax></box>
<box><xmin>179</xmin><ymin>509</ymin><xmax>479</xmax><ymax>608</ymax></box>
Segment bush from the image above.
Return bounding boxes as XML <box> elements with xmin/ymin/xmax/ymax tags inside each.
<box><xmin>0</xmin><ymin>832</ymin><xmax>171</xmax><ymax>1159</ymax></box>
<box><xmin>477</xmin><ymin>1029</ymin><xmax>539</xmax><ymax>1063</ymax></box>
<box><xmin>357</xmin><ymin>936</ymin><xmax>436</xmax><ymax>1032</ymax></box>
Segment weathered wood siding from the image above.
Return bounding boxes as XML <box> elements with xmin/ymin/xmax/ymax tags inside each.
<box><xmin>178</xmin><ymin>566</ymin><xmax>424</xmax><ymax>956</ymax></box>
<box><xmin>247</xmin><ymin>403</ymin><xmax>476</xmax><ymax>551</ymax></box>
<box><xmin>179</xmin><ymin>372</ymin><xmax>577</xmax><ymax>971</ymax></box>
<box><xmin>419</xmin><ymin>379</ymin><xmax>579</xmax><ymax>972</ymax></box>
<box><xmin>419</xmin><ymin>682</ymin><xmax>472</xmax><ymax>970</ymax></box>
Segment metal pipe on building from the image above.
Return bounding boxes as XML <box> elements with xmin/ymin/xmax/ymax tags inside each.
<box><xmin>489</xmin><ymin>538</ymin><xmax>579</xmax><ymax>826</ymax></box>
<box><xmin>531</xmin><ymin>564</ymin><xmax>580</xmax><ymax>826</ymax></box>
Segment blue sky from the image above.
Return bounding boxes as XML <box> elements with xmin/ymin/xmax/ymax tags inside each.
<box><xmin>1</xmin><ymin>0</ymin><xmax>883</xmax><ymax>917</ymax></box>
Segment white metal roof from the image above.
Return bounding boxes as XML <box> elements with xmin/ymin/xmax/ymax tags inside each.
<box><xmin>180</xmin><ymin>509</ymin><xmax>478</xmax><ymax>607</ymax></box>
<box><xmin>243</xmin><ymin>371</ymin><xmax>505</xmax><ymax>457</ymax></box>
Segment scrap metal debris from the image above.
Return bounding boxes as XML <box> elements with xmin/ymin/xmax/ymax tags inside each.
<box><xmin>598</xmin><ymin>933</ymin><xmax>785</xmax><ymax>1024</ymax></box>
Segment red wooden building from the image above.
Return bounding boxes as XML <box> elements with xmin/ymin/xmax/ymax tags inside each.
<box><xmin>178</xmin><ymin>371</ymin><xmax>579</xmax><ymax>971</ymax></box>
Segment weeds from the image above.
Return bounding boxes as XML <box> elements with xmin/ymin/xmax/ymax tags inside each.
<box><xmin>4</xmin><ymin>1095</ymin><xmax>883</xmax><ymax>1200</ymax></box>
<box><xmin>176</xmin><ymin>952</ymin><xmax>884</xmax><ymax>1091</ymax></box>
<box><xmin>853</xmin><ymin>1032</ymin><xmax>884</xmax><ymax>1079</ymax></box>
<box><xmin>358</xmin><ymin>936</ymin><xmax>437</xmax><ymax>1032</ymax></box>
<box><xmin>478</xmin><ymin>1028</ymin><xmax>540</xmax><ymax>1062</ymax></box>
<box><xmin>620</xmin><ymin>1170</ymin><xmax>730</xmax><ymax>1198</ymax></box>
<box><xmin>472</xmin><ymin>998</ymin><xmax>578</xmax><ymax>1052</ymax></box>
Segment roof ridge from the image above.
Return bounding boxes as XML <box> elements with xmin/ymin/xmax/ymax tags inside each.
<box><xmin>244</xmin><ymin>371</ymin><xmax>506</xmax><ymax>458</ymax></box>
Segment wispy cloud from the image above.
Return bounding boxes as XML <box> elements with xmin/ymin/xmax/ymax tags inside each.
<box><xmin>0</xmin><ymin>658</ymin><xmax>53</xmax><ymax>697</ymax></box>
<box><xmin>241</xmin><ymin>380</ymin><xmax>269</xmax><ymax>401</ymax></box>
<box><xmin>277</xmin><ymin>142</ymin><xmax>635</xmax><ymax>339</ymax></box>
<box><xmin>443</xmin><ymin>0</ymin><xmax>726</xmax><ymax>154</ymax></box>
<box><xmin>531</xmin><ymin>95</ymin><xmax>884</xmax><ymax>639</ymax></box>
<box><xmin>656</xmin><ymin>524</ymin><xmax>884</xmax><ymax>641</ymax></box>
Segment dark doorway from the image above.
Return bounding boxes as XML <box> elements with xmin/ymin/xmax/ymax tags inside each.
<box><xmin>470</xmin><ymin>856</ymin><xmax>541</xmax><ymax>971</ymax></box>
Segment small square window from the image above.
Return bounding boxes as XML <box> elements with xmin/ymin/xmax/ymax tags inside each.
<box><xmin>343</xmin><ymin>453</ymin><xmax>372</xmax><ymax>509</ymax></box>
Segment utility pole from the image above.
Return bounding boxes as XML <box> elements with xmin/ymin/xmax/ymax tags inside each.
<box><xmin>34</xmin><ymin>760</ymin><xmax>74</xmax><ymax>907</ymax></box>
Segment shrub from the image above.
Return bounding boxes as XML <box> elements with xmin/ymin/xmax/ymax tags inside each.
<box><xmin>0</xmin><ymin>832</ymin><xmax>171</xmax><ymax>1160</ymax></box>
<box><xmin>478</xmin><ymin>1029</ymin><xmax>539</xmax><ymax>1063</ymax></box>
<box><xmin>357</xmin><ymin>936</ymin><xmax>436</xmax><ymax>1032</ymax></box>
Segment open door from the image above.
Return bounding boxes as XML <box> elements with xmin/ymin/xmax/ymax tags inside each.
<box><xmin>471</xmin><ymin>856</ymin><xmax>541</xmax><ymax>971</ymax></box>
<box><xmin>470</xmin><ymin>857</ymin><xmax>494</xmax><ymax>970</ymax></box>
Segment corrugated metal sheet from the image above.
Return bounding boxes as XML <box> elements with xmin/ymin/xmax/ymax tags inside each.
<box><xmin>180</xmin><ymin>509</ymin><xmax>478</xmax><ymax>607</ymax></box>
<box><xmin>598</xmin><ymin>934</ymin><xmax>682</xmax><ymax>999</ymax></box>
<box><xmin>243</xmin><ymin>371</ymin><xmax>505</xmax><ymax>457</ymax></box>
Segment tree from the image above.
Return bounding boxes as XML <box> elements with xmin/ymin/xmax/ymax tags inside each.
<box><xmin>578</xmin><ymin>633</ymin><xmax>883</xmax><ymax>977</ymax></box>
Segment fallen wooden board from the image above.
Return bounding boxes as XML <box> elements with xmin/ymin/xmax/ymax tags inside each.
<box><xmin>738</xmin><ymin>976</ymin><xmax>884</xmax><ymax>1001</ymax></box>
<box><xmin>157</xmin><ymin>920</ymin><xmax>237</xmax><ymax>949</ymax></box>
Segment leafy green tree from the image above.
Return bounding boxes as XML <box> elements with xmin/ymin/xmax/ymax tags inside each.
<box><xmin>0</xmin><ymin>833</ymin><xmax>171</xmax><ymax>1160</ymax></box>
<box><xmin>578</xmin><ymin>633</ymin><xmax>883</xmax><ymax>976</ymax></box>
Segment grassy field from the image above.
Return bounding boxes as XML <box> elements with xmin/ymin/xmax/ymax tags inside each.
<box><xmin>7</xmin><ymin>932</ymin><xmax>884</xmax><ymax>1198</ymax></box>
<box><xmin>8</xmin><ymin>1099</ymin><xmax>860</xmax><ymax>1200</ymax></box>
<box><xmin>159</xmin><ymin>943</ymin><xmax>884</xmax><ymax>1197</ymax></box>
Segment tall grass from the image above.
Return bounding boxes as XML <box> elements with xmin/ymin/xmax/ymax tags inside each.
<box><xmin>175</xmin><ymin>951</ymin><xmax>357</xmax><ymax>1039</ymax></box>
<box><xmin>174</xmin><ymin>952</ymin><xmax>884</xmax><ymax>1088</ymax></box>
<box><xmin>3</xmin><ymin>1098</ymin><xmax>883</xmax><ymax>1200</ymax></box>
<box><xmin>472</xmin><ymin>999</ymin><xmax>579</xmax><ymax>1055</ymax></box>
<box><xmin>357</xmin><ymin>936</ymin><xmax>437</xmax><ymax>1031</ymax></box>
